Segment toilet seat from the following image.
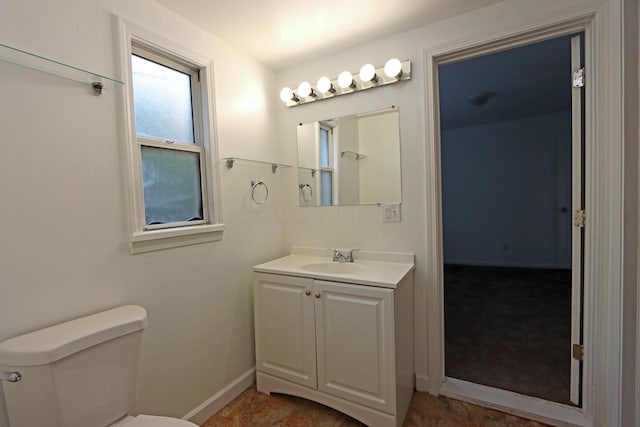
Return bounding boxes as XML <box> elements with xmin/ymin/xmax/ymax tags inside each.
<box><xmin>111</xmin><ymin>414</ymin><xmax>198</xmax><ymax>427</ymax></box>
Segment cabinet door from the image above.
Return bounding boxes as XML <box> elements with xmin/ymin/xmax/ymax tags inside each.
<box><xmin>314</xmin><ymin>280</ymin><xmax>396</xmax><ymax>414</ymax></box>
<box><xmin>254</xmin><ymin>273</ymin><xmax>317</xmax><ymax>388</ymax></box>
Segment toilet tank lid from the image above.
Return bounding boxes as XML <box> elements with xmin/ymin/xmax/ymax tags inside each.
<box><xmin>0</xmin><ymin>305</ymin><xmax>148</xmax><ymax>367</ymax></box>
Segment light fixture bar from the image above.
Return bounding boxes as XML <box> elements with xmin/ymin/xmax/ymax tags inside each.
<box><xmin>281</xmin><ymin>59</ymin><xmax>411</xmax><ymax>107</ymax></box>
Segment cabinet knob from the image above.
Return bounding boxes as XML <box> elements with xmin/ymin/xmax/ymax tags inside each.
<box><xmin>305</xmin><ymin>289</ymin><xmax>311</xmax><ymax>296</ymax></box>
<box><xmin>315</xmin><ymin>292</ymin><xmax>321</xmax><ymax>299</ymax></box>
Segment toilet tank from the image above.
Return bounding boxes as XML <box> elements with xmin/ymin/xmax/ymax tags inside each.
<box><xmin>0</xmin><ymin>305</ymin><xmax>148</xmax><ymax>427</ymax></box>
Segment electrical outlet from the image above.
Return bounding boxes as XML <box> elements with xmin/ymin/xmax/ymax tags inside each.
<box><xmin>382</xmin><ymin>203</ymin><xmax>401</xmax><ymax>223</ymax></box>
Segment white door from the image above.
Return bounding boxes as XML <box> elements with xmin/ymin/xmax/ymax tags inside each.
<box><xmin>253</xmin><ymin>273</ymin><xmax>317</xmax><ymax>388</ymax></box>
<box><xmin>569</xmin><ymin>34</ymin><xmax>584</xmax><ymax>406</ymax></box>
<box><xmin>314</xmin><ymin>280</ymin><xmax>395</xmax><ymax>414</ymax></box>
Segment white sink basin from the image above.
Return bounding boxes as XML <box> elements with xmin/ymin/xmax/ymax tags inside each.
<box><xmin>301</xmin><ymin>262</ymin><xmax>364</xmax><ymax>275</ymax></box>
<box><xmin>254</xmin><ymin>249</ymin><xmax>415</xmax><ymax>288</ymax></box>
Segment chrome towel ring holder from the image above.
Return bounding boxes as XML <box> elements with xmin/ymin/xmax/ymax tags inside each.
<box><xmin>299</xmin><ymin>183</ymin><xmax>313</xmax><ymax>204</ymax></box>
<box><xmin>251</xmin><ymin>179</ymin><xmax>268</xmax><ymax>205</ymax></box>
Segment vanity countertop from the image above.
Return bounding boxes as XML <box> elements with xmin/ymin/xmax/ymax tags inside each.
<box><xmin>253</xmin><ymin>247</ymin><xmax>414</xmax><ymax>289</ymax></box>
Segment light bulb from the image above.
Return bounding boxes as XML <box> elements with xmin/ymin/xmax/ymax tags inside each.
<box><xmin>384</xmin><ymin>58</ymin><xmax>403</xmax><ymax>78</ymax></box>
<box><xmin>338</xmin><ymin>71</ymin><xmax>355</xmax><ymax>89</ymax></box>
<box><xmin>317</xmin><ymin>76</ymin><xmax>335</xmax><ymax>94</ymax></box>
<box><xmin>279</xmin><ymin>87</ymin><xmax>298</xmax><ymax>103</ymax></box>
<box><xmin>359</xmin><ymin>63</ymin><xmax>377</xmax><ymax>82</ymax></box>
<box><xmin>298</xmin><ymin>81</ymin><xmax>315</xmax><ymax>97</ymax></box>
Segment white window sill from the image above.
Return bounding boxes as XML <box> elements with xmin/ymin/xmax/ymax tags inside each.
<box><xmin>129</xmin><ymin>223</ymin><xmax>225</xmax><ymax>254</ymax></box>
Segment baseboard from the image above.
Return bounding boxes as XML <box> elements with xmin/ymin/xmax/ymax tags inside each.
<box><xmin>183</xmin><ymin>367</ymin><xmax>255</xmax><ymax>425</ymax></box>
<box><xmin>415</xmin><ymin>373</ymin><xmax>429</xmax><ymax>392</ymax></box>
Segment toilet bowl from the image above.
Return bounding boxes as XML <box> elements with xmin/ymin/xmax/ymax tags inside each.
<box><xmin>0</xmin><ymin>305</ymin><xmax>197</xmax><ymax>427</ymax></box>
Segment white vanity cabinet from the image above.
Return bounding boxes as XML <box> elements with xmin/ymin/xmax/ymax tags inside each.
<box><xmin>253</xmin><ymin>273</ymin><xmax>317</xmax><ymax>389</ymax></box>
<box><xmin>253</xmin><ymin>264</ymin><xmax>413</xmax><ymax>427</ymax></box>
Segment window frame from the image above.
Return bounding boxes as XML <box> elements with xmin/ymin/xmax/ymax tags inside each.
<box><xmin>117</xmin><ymin>17</ymin><xmax>224</xmax><ymax>253</ymax></box>
<box><xmin>318</xmin><ymin>124</ymin><xmax>334</xmax><ymax>206</ymax></box>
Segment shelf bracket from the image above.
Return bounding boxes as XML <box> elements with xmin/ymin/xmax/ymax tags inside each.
<box><xmin>92</xmin><ymin>82</ymin><xmax>104</xmax><ymax>96</ymax></box>
<box><xmin>226</xmin><ymin>158</ymin><xmax>235</xmax><ymax>169</ymax></box>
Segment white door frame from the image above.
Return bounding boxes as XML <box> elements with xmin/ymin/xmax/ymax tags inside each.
<box><xmin>569</xmin><ymin>33</ymin><xmax>584</xmax><ymax>406</ymax></box>
<box><xmin>423</xmin><ymin>4</ymin><xmax>624</xmax><ymax>426</ymax></box>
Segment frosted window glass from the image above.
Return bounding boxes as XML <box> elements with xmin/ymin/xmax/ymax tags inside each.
<box><xmin>319</xmin><ymin>128</ymin><xmax>330</xmax><ymax>168</ymax></box>
<box><xmin>132</xmin><ymin>54</ymin><xmax>195</xmax><ymax>143</ymax></box>
<box><xmin>320</xmin><ymin>171</ymin><xmax>332</xmax><ymax>206</ymax></box>
<box><xmin>141</xmin><ymin>146</ymin><xmax>203</xmax><ymax>225</ymax></box>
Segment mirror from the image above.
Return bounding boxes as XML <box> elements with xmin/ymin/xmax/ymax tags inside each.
<box><xmin>297</xmin><ymin>107</ymin><xmax>401</xmax><ymax>206</ymax></box>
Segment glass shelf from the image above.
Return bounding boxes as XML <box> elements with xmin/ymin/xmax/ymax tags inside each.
<box><xmin>340</xmin><ymin>150</ymin><xmax>367</xmax><ymax>160</ymax></box>
<box><xmin>222</xmin><ymin>157</ymin><xmax>291</xmax><ymax>173</ymax></box>
<box><xmin>0</xmin><ymin>42</ymin><xmax>123</xmax><ymax>94</ymax></box>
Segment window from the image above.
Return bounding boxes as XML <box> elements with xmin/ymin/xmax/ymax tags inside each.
<box><xmin>118</xmin><ymin>18</ymin><xmax>223</xmax><ymax>253</ymax></box>
<box><xmin>318</xmin><ymin>125</ymin><xmax>333</xmax><ymax>206</ymax></box>
<box><xmin>132</xmin><ymin>48</ymin><xmax>205</xmax><ymax>228</ymax></box>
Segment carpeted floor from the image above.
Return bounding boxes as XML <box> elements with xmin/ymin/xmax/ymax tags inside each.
<box><xmin>201</xmin><ymin>385</ymin><xmax>550</xmax><ymax>426</ymax></box>
<box><xmin>444</xmin><ymin>264</ymin><xmax>573</xmax><ymax>405</ymax></box>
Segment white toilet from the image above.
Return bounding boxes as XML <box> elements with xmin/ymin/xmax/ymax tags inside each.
<box><xmin>0</xmin><ymin>305</ymin><xmax>197</xmax><ymax>427</ymax></box>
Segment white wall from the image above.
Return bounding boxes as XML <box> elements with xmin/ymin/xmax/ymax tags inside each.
<box><xmin>359</xmin><ymin>111</ymin><xmax>401</xmax><ymax>204</ymax></box>
<box><xmin>0</xmin><ymin>0</ymin><xmax>288</xmax><ymax>425</ymax></box>
<box><xmin>621</xmin><ymin>0</ymin><xmax>639</xmax><ymax>425</ymax></box>
<box><xmin>296</xmin><ymin>122</ymin><xmax>318</xmax><ymax>169</ymax></box>
<box><xmin>441</xmin><ymin>111</ymin><xmax>572</xmax><ymax>269</ymax></box>
<box><xmin>334</xmin><ymin>117</ymin><xmax>359</xmax><ymax>205</ymax></box>
<box><xmin>296</xmin><ymin>122</ymin><xmax>321</xmax><ymax>205</ymax></box>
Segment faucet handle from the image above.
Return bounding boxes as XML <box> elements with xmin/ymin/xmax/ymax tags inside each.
<box><xmin>345</xmin><ymin>248</ymin><xmax>360</xmax><ymax>262</ymax></box>
<box><xmin>327</xmin><ymin>247</ymin><xmax>341</xmax><ymax>261</ymax></box>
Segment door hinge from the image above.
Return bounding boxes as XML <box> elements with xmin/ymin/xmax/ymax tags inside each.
<box><xmin>573</xmin><ymin>68</ymin><xmax>585</xmax><ymax>88</ymax></box>
<box><xmin>573</xmin><ymin>209</ymin><xmax>586</xmax><ymax>228</ymax></box>
<box><xmin>572</xmin><ymin>344</ymin><xmax>584</xmax><ymax>361</ymax></box>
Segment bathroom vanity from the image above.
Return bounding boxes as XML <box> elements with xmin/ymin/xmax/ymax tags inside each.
<box><xmin>253</xmin><ymin>248</ymin><xmax>414</xmax><ymax>427</ymax></box>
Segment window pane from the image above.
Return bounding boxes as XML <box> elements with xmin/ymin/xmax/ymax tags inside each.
<box><xmin>132</xmin><ymin>54</ymin><xmax>195</xmax><ymax>143</ymax></box>
<box><xmin>141</xmin><ymin>146</ymin><xmax>203</xmax><ymax>225</ymax></box>
<box><xmin>320</xmin><ymin>171</ymin><xmax>332</xmax><ymax>206</ymax></box>
<box><xmin>319</xmin><ymin>128</ymin><xmax>330</xmax><ymax>168</ymax></box>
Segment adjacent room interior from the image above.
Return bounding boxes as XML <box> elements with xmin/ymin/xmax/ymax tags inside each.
<box><xmin>438</xmin><ymin>34</ymin><xmax>582</xmax><ymax>405</ymax></box>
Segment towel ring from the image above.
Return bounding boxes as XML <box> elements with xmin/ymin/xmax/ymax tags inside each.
<box><xmin>251</xmin><ymin>179</ymin><xmax>268</xmax><ymax>205</ymax></box>
<box><xmin>299</xmin><ymin>183</ymin><xmax>313</xmax><ymax>203</ymax></box>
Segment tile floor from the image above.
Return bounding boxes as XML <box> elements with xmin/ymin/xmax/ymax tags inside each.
<box><xmin>201</xmin><ymin>386</ymin><xmax>550</xmax><ymax>427</ymax></box>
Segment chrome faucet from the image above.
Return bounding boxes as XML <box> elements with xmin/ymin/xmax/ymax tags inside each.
<box><xmin>330</xmin><ymin>248</ymin><xmax>359</xmax><ymax>263</ymax></box>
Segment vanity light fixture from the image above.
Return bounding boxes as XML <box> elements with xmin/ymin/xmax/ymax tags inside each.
<box><xmin>337</xmin><ymin>71</ymin><xmax>356</xmax><ymax>89</ymax></box>
<box><xmin>280</xmin><ymin>86</ymin><xmax>299</xmax><ymax>103</ymax></box>
<box><xmin>359</xmin><ymin>63</ymin><xmax>378</xmax><ymax>83</ymax></box>
<box><xmin>279</xmin><ymin>58</ymin><xmax>411</xmax><ymax>107</ymax></box>
<box><xmin>317</xmin><ymin>76</ymin><xmax>335</xmax><ymax>94</ymax></box>
<box><xmin>298</xmin><ymin>81</ymin><xmax>316</xmax><ymax>98</ymax></box>
<box><xmin>384</xmin><ymin>58</ymin><xmax>403</xmax><ymax>79</ymax></box>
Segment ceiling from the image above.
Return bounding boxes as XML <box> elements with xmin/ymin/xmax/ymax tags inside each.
<box><xmin>154</xmin><ymin>0</ymin><xmax>504</xmax><ymax>70</ymax></box>
<box><xmin>154</xmin><ymin>1</ymin><xmax>576</xmax><ymax>130</ymax></box>
<box><xmin>439</xmin><ymin>34</ymin><xmax>577</xmax><ymax>129</ymax></box>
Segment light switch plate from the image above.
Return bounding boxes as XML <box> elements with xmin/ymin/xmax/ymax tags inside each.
<box><xmin>382</xmin><ymin>203</ymin><xmax>401</xmax><ymax>223</ymax></box>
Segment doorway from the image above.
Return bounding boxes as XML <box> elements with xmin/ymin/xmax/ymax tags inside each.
<box><xmin>438</xmin><ymin>33</ymin><xmax>584</xmax><ymax>406</ymax></box>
